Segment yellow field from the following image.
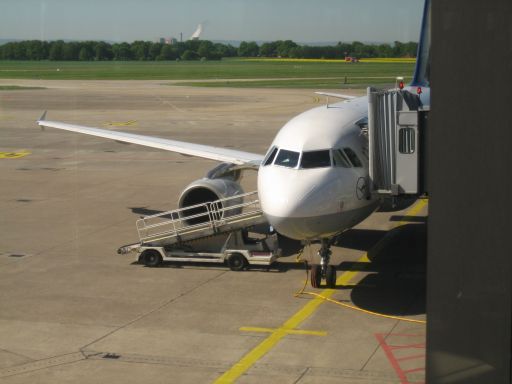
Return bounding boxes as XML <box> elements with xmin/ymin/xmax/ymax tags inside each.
<box><xmin>242</xmin><ymin>57</ymin><xmax>416</xmax><ymax>64</ymax></box>
<box><xmin>359</xmin><ymin>58</ymin><xmax>416</xmax><ymax>63</ymax></box>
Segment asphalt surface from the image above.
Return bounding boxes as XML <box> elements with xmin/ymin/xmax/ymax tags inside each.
<box><xmin>0</xmin><ymin>80</ymin><xmax>427</xmax><ymax>383</ymax></box>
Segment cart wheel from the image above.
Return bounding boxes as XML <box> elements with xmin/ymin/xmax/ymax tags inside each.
<box><xmin>227</xmin><ymin>253</ymin><xmax>247</xmax><ymax>271</ymax></box>
<box><xmin>325</xmin><ymin>265</ymin><xmax>337</xmax><ymax>288</ymax></box>
<box><xmin>311</xmin><ymin>264</ymin><xmax>322</xmax><ymax>288</ymax></box>
<box><xmin>143</xmin><ymin>250</ymin><xmax>162</xmax><ymax>267</ymax></box>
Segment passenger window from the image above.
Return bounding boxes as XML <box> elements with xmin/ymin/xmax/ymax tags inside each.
<box><xmin>300</xmin><ymin>150</ymin><xmax>331</xmax><ymax>169</ymax></box>
<box><xmin>332</xmin><ymin>149</ymin><xmax>351</xmax><ymax>168</ymax></box>
<box><xmin>343</xmin><ymin>148</ymin><xmax>363</xmax><ymax>167</ymax></box>
<box><xmin>263</xmin><ymin>146</ymin><xmax>278</xmax><ymax>166</ymax></box>
<box><xmin>399</xmin><ymin>128</ymin><xmax>415</xmax><ymax>154</ymax></box>
<box><xmin>274</xmin><ymin>149</ymin><xmax>300</xmax><ymax>168</ymax></box>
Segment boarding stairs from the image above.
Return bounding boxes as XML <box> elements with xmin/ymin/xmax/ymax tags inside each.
<box><xmin>118</xmin><ymin>191</ymin><xmax>267</xmax><ymax>254</ymax></box>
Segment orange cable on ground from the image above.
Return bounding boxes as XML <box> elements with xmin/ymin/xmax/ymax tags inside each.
<box><xmin>294</xmin><ymin>199</ymin><xmax>428</xmax><ymax>325</ymax></box>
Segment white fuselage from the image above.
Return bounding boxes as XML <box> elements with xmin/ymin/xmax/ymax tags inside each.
<box><xmin>257</xmin><ymin>96</ymin><xmax>379</xmax><ymax>240</ymax></box>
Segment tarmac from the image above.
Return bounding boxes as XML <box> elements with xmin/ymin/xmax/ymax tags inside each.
<box><xmin>0</xmin><ymin>80</ymin><xmax>428</xmax><ymax>383</ymax></box>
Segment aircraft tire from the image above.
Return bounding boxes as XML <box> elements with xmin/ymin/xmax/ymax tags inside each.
<box><xmin>311</xmin><ymin>264</ymin><xmax>322</xmax><ymax>288</ymax></box>
<box><xmin>326</xmin><ymin>265</ymin><xmax>337</xmax><ymax>288</ymax></box>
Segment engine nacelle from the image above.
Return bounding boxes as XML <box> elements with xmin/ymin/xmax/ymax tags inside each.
<box><xmin>178</xmin><ymin>178</ymin><xmax>244</xmax><ymax>225</ymax></box>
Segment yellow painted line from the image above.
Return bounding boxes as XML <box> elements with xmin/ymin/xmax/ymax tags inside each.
<box><xmin>0</xmin><ymin>151</ymin><xmax>31</xmax><ymax>159</ymax></box>
<box><xmin>213</xmin><ymin>256</ymin><xmax>366</xmax><ymax>384</ymax></box>
<box><xmin>239</xmin><ymin>326</ymin><xmax>327</xmax><ymax>337</ymax></box>
<box><xmin>213</xmin><ymin>199</ymin><xmax>427</xmax><ymax>383</ymax></box>
<box><xmin>397</xmin><ymin>199</ymin><xmax>427</xmax><ymax>227</ymax></box>
<box><xmin>286</xmin><ymin>329</ymin><xmax>327</xmax><ymax>336</ymax></box>
<box><xmin>103</xmin><ymin>120</ymin><xmax>137</xmax><ymax>127</ymax></box>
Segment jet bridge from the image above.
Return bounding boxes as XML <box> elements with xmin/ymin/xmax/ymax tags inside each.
<box><xmin>367</xmin><ymin>87</ymin><xmax>429</xmax><ymax>197</ymax></box>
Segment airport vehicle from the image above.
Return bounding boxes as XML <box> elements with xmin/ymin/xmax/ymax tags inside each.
<box><xmin>37</xmin><ymin>0</ymin><xmax>431</xmax><ymax>288</ymax></box>
<box><xmin>122</xmin><ymin>232</ymin><xmax>279</xmax><ymax>271</ymax></box>
<box><xmin>117</xmin><ymin>191</ymin><xmax>280</xmax><ymax>270</ymax></box>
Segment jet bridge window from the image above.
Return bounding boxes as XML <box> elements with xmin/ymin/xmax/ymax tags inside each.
<box><xmin>274</xmin><ymin>149</ymin><xmax>300</xmax><ymax>168</ymax></box>
<box><xmin>343</xmin><ymin>148</ymin><xmax>363</xmax><ymax>167</ymax></box>
<box><xmin>263</xmin><ymin>146</ymin><xmax>278</xmax><ymax>166</ymax></box>
<box><xmin>300</xmin><ymin>150</ymin><xmax>331</xmax><ymax>169</ymax></box>
<box><xmin>399</xmin><ymin>128</ymin><xmax>416</xmax><ymax>154</ymax></box>
<box><xmin>333</xmin><ymin>149</ymin><xmax>351</xmax><ymax>168</ymax></box>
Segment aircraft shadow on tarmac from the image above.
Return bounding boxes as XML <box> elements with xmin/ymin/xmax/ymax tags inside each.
<box><xmin>377</xmin><ymin>196</ymin><xmax>418</xmax><ymax>213</ymax></box>
<box><xmin>130</xmin><ymin>207</ymin><xmax>177</xmax><ymax>220</ymax></box>
<box><xmin>129</xmin><ymin>207</ymin><xmax>427</xmax><ymax>317</ymax></box>
<box><xmin>338</xmin><ymin>223</ymin><xmax>427</xmax><ymax>317</ymax></box>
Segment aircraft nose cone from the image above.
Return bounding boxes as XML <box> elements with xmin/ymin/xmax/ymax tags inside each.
<box><xmin>258</xmin><ymin>168</ymin><xmax>308</xmax><ymax>216</ymax></box>
<box><xmin>258</xmin><ymin>167</ymin><xmax>336</xmax><ymax>240</ymax></box>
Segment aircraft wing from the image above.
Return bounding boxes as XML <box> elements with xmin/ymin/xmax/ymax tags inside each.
<box><xmin>315</xmin><ymin>92</ymin><xmax>357</xmax><ymax>100</ymax></box>
<box><xmin>37</xmin><ymin>112</ymin><xmax>263</xmax><ymax>167</ymax></box>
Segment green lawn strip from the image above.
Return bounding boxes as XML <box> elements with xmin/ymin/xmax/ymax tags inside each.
<box><xmin>0</xmin><ymin>60</ymin><xmax>415</xmax><ymax>81</ymax></box>
<box><xmin>172</xmin><ymin>76</ymin><xmax>412</xmax><ymax>89</ymax></box>
<box><xmin>0</xmin><ymin>85</ymin><xmax>46</xmax><ymax>90</ymax></box>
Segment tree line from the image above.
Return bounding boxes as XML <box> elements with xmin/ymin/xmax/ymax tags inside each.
<box><xmin>0</xmin><ymin>39</ymin><xmax>417</xmax><ymax>61</ymax></box>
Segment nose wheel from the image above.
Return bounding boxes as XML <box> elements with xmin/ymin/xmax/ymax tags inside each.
<box><xmin>310</xmin><ymin>264</ymin><xmax>322</xmax><ymax>288</ymax></box>
<box><xmin>310</xmin><ymin>264</ymin><xmax>337</xmax><ymax>288</ymax></box>
<box><xmin>310</xmin><ymin>239</ymin><xmax>337</xmax><ymax>288</ymax></box>
<box><xmin>325</xmin><ymin>265</ymin><xmax>337</xmax><ymax>288</ymax></box>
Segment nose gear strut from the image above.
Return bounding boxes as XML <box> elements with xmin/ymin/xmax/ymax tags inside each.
<box><xmin>310</xmin><ymin>238</ymin><xmax>337</xmax><ymax>288</ymax></box>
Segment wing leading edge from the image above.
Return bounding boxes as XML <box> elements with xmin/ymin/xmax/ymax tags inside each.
<box><xmin>314</xmin><ymin>92</ymin><xmax>357</xmax><ymax>100</ymax></box>
<box><xmin>37</xmin><ymin>113</ymin><xmax>263</xmax><ymax>167</ymax></box>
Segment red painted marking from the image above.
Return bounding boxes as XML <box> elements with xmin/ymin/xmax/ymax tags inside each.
<box><xmin>376</xmin><ymin>333</ymin><xmax>410</xmax><ymax>384</ymax></box>
<box><xmin>387</xmin><ymin>342</ymin><xmax>425</xmax><ymax>350</ymax></box>
<box><xmin>375</xmin><ymin>333</ymin><xmax>426</xmax><ymax>384</ymax></box>
<box><xmin>403</xmin><ymin>367</ymin><xmax>425</xmax><ymax>374</ymax></box>
<box><xmin>396</xmin><ymin>354</ymin><xmax>425</xmax><ymax>362</ymax></box>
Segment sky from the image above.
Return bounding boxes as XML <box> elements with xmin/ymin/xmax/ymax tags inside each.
<box><xmin>1</xmin><ymin>0</ymin><xmax>425</xmax><ymax>44</ymax></box>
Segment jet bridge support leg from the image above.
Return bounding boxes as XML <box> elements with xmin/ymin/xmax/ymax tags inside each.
<box><xmin>310</xmin><ymin>239</ymin><xmax>336</xmax><ymax>289</ymax></box>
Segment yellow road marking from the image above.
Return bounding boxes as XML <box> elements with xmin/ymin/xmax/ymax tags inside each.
<box><xmin>239</xmin><ymin>326</ymin><xmax>327</xmax><ymax>337</ymax></box>
<box><xmin>397</xmin><ymin>198</ymin><xmax>427</xmax><ymax>227</ymax></box>
<box><xmin>213</xmin><ymin>199</ymin><xmax>427</xmax><ymax>383</ymax></box>
<box><xmin>0</xmin><ymin>151</ymin><xmax>30</xmax><ymax>159</ymax></box>
<box><xmin>103</xmin><ymin>120</ymin><xmax>137</xmax><ymax>127</ymax></box>
<box><xmin>213</xmin><ymin>256</ymin><xmax>366</xmax><ymax>384</ymax></box>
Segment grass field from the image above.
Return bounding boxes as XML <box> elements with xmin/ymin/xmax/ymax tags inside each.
<box><xmin>0</xmin><ymin>58</ymin><xmax>416</xmax><ymax>88</ymax></box>
<box><xmin>0</xmin><ymin>85</ymin><xmax>45</xmax><ymax>90</ymax></box>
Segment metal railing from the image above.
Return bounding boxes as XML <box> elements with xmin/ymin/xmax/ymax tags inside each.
<box><xmin>136</xmin><ymin>191</ymin><xmax>262</xmax><ymax>243</ymax></box>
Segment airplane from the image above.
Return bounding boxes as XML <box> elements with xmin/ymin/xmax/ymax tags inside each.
<box><xmin>37</xmin><ymin>0</ymin><xmax>431</xmax><ymax>288</ymax></box>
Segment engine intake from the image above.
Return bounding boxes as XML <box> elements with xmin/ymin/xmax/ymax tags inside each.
<box><xmin>178</xmin><ymin>178</ymin><xmax>244</xmax><ymax>225</ymax></box>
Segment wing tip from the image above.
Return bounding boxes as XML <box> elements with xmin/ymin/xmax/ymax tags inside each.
<box><xmin>314</xmin><ymin>91</ymin><xmax>356</xmax><ymax>100</ymax></box>
<box><xmin>37</xmin><ymin>110</ymin><xmax>47</xmax><ymax>123</ymax></box>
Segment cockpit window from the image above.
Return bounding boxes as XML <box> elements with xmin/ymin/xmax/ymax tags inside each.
<box><xmin>274</xmin><ymin>149</ymin><xmax>300</xmax><ymax>168</ymax></box>
<box><xmin>263</xmin><ymin>146</ymin><xmax>278</xmax><ymax>166</ymax></box>
<box><xmin>300</xmin><ymin>150</ymin><xmax>331</xmax><ymax>169</ymax></box>
<box><xmin>343</xmin><ymin>147</ymin><xmax>363</xmax><ymax>167</ymax></box>
<box><xmin>333</xmin><ymin>149</ymin><xmax>351</xmax><ymax>168</ymax></box>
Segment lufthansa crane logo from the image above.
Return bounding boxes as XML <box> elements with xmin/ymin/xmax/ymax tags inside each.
<box><xmin>356</xmin><ymin>177</ymin><xmax>368</xmax><ymax>200</ymax></box>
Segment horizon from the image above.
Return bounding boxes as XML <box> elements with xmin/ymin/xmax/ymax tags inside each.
<box><xmin>1</xmin><ymin>0</ymin><xmax>424</xmax><ymax>45</ymax></box>
<box><xmin>0</xmin><ymin>38</ymin><xmax>419</xmax><ymax>47</ymax></box>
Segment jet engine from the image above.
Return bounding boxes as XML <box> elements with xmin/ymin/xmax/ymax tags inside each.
<box><xmin>178</xmin><ymin>165</ymin><xmax>245</xmax><ymax>225</ymax></box>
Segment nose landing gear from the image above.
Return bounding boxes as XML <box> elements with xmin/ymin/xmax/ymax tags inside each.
<box><xmin>310</xmin><ymin>239</ymin><xmax>337</xmax><ymax>288</ymax></box>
